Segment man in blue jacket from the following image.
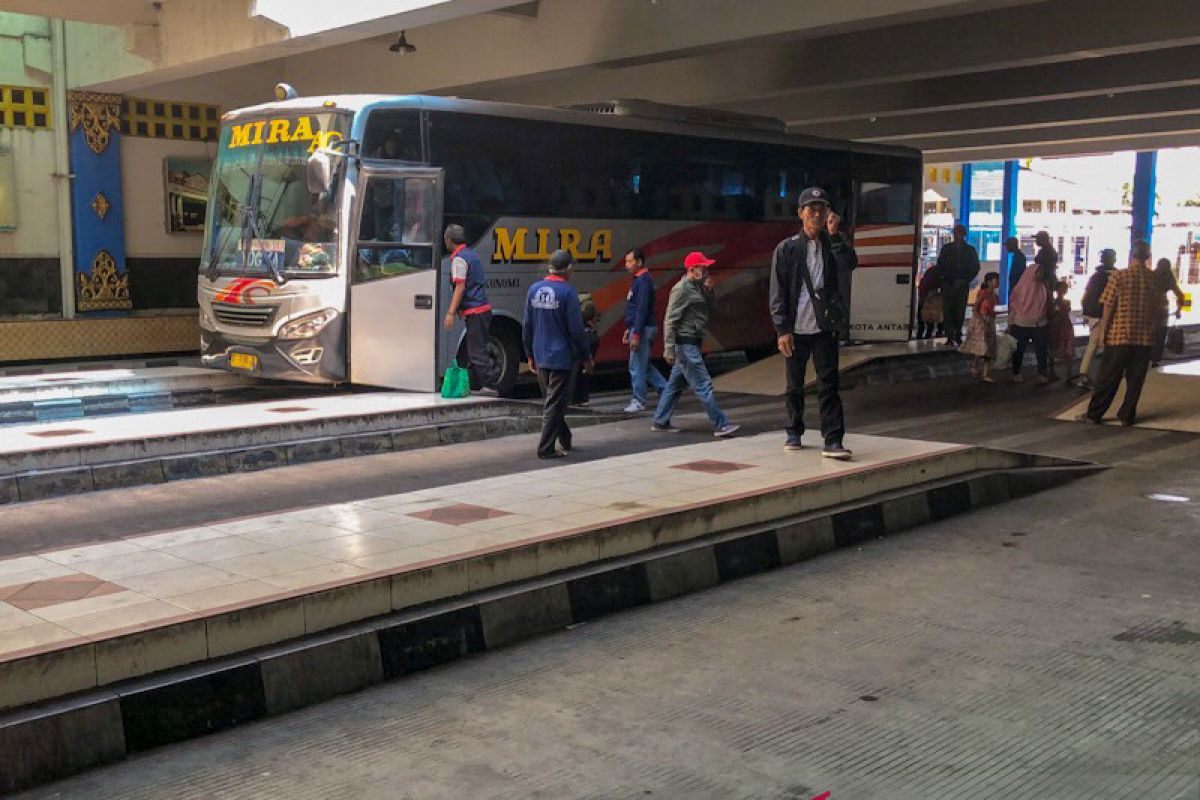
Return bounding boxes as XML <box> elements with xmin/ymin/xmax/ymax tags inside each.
<box><xmin>523</xmin><ymin>249</ymin><xmax>594</xmax><ymax>459</ymax></box>
<box><xmin>623</xmin><ymin>248</ymin><xmax>667</xmax><ymax>413</ymax></box>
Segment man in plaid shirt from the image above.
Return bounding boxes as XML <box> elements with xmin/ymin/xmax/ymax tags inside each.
<box><xmin>1079</xmin><ymin>240</ymin><xmax>1159</xmax><ymax>426</ymax></box>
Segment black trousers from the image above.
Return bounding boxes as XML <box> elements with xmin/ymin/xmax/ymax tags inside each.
<box><xmin>1009</xmin><ymin>324</ymin><xmax>1048</xmax><ymax>376</ymax></box>
<box><xmin>1086</xmin><ymin>345</ymin><xmax>1153</xmax><ymax>424</ymax></box>
<box><xmin>942</xmin><ymin>289</ymin><xmax>968</xmax><ymax>343</ymax></box>
<box><xmin>1152</xmin><ymin>312</ymin><xmax>1169</xmax><ymax>364</ymax></box>
<box><xmin>463</xmin><ymin>310</ymin><xmax>499</xmax><ymax>389</ymax></box>
<box><xmin>537</xmin><ymin>368</ymin><xmax>574</xmax><ymax>458</ymax></box>
<box><xmin>784</xmin><ymin>332</ymin><xmax>845</xmax><ymax>445</ymax></box>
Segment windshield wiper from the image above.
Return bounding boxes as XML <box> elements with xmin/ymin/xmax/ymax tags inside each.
<box><xmin>238</xmin><ymin>162</ymin><xmax>286</xmax><ymax>286</ymax></box>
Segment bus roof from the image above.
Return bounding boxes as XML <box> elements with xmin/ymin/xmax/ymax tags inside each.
<box><xmin>223</xmin><ymin>94</ymin><xmax>920</xmax><ymax>161</ymax></box>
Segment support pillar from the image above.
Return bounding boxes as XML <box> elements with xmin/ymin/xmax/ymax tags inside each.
<box><xmin>66</xmin><ymin>90</ymin><xmax>131</xmax><ymax>315</ymax></box>
<box><xmin>1000</xmin><ymin>160</ymin><xmax>1019</xmax><ymax>305</ymax></box>
<box><xmin>1131</xmin><ymin>151</ymin><xmax>1157</xmax><ymax>246</ymax></box>
<box><xmin>49</xmin><ymin>19</ymin><xmax>74</xmax><ymax>319</ymax></box>
<box><xmin>958</xmin><ymin>163</ymin><xmax>973</xmax><ymax>232</ymax></box>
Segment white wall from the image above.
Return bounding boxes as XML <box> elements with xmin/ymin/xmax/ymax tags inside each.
<box><xmin>0</xmin><ymin>128</ymin><xmax>60</xmax><ymax>258</ymax></box>
<box><xmin>120</xmin><ymin>135</ymin><xmax>214</xmax><ymax>258</ymax></box>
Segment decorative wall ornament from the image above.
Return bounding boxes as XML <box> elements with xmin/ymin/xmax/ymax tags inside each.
<box><xmin>0</xmin><ymin>85</ymin><xmax>51</xmax><ymax>129</ymax></box>
<box><xmin>77</xmin><ymin>250</ymin><xmax>132</xmax><ymax>311</ymax></box>
<box><xmin>67</xmin><ymin>91</ymin><xmax>122</xmax><ymax>154</ymax></box>
<box><xmin>91</xmin><ymin>192</ymin><xmax>110</xmax><ymax>221</ymax></box>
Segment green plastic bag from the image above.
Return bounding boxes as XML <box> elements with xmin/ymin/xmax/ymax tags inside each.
<box><xmin>440</xmin><ymin>360</ymin><xmax>471</xmax><ymax>399</ymax></box>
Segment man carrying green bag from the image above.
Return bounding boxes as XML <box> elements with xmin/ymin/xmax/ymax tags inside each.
<box><xmin>440</xmin><ymin>360</ymin><xmax>471</xmax><ymax>399</ymax></box>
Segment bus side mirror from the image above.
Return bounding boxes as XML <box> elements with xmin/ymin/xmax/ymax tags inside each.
<box><xmin>307</xmin><ymin>149</ymin><xmax>336</xmax><ymax>194</ymax></box>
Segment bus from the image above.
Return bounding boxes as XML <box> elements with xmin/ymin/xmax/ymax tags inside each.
<box><xmin>198</xmin><ymin>91</ymin><xmax>921</xmax><ymax>394</ymax></box>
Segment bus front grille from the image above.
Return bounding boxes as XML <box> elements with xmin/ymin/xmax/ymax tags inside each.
<box><xmin>212</xmin><ymin>302</ymin><xmax>277</xmax><ymax>328</ymax></box>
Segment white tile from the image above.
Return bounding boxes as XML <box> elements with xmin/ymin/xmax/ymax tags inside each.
<box><xmin>0</xmin><ymin>558</ymin><xmax>77</xmax><ymax>587</ymax></box>
<box><xmin>67</xmin><ymin>550</ymin><xmax>193</xmax><ymax>581</ymax></box>
<box><xmin>115</xmin><ymin>564</ymin><xmax>244</xmax><ymax>598</ymax></box>
<box><xmin>207</xmin><ymin>550</ymin><xmax>335</xmax><ymax>580</ymax></box>
<box><xmin>261</xmin><ymin>563</ymin><xmax>373</xmax><ymax>591</ymax></box>
<box><xmin>41</xmin><ymin>540</ymin><xmax>149</xmax><ymax>567</ymax></box>
<box><xmin>32</xmin><ymin>589</ymin><xmax>158</xmax><ymax>623</ymax></box>
<box><xmin>157</xmin><ymin>535</ymin><xmax>276</xmax><ymax>564</ymax></box>
<box><xmin>165</xmin><ymin>580</ymin><xmax>281</xmax><ymax>612</ymax></box>
<box><xmin>56</xmin><ymin>600</ymin><xmax>188</xmax><ymax>637</ymax></box>
<box><xmin>131</xmin><ymin>526</ymin><xmax>232</xmax><ymax>550</ymax></box>
<box><xmin>284</xmin><ymin>534</ymin><xmax>411</xmax><ymax>562</ymax></box>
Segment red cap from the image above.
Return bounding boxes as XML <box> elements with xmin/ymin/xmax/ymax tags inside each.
<box><xmin>683</xmin><ymin>251</ymin><xmax>716</xmax><ymax>269</ymax></box>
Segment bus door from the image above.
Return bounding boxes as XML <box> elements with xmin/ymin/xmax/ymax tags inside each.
<box><xmin>348</xmin><ymin>165</ymin><xmax>443</xmax><ymax>390</ymax></box>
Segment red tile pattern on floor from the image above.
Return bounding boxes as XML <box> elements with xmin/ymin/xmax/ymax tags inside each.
<box><xmin>27</xmin><ymin>428</ymin><xmax>92</xmax><ymax>438</ymax></box>
<box><xmin>670</xmin><ymin>459</ymin><xmax>756</xmax><ymax>475</ymax></box>
<box><xmin>408</xmin><ymin>503</ymin><xmax>513</xmax><ymax>526</ymax></box>
<box><xmin>0</xmin><ymin>573</ymin><xmax>125</xmax><ymax>610</ymax></box>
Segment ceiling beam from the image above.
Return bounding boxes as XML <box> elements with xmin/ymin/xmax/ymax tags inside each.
<box><xmin>794</xmin><ymin>85</ymin><xmax>1200</xmax><ymax>141</ymax></box>
<box><xmin>891</xmin><ymin>111</ymin><xmax>1200</xmax><ymax>153</ymax></box>
<box><xmin>722</xmin><ymin>44</ymin><xmax>1200</xmax><ymax>125</ymax></box>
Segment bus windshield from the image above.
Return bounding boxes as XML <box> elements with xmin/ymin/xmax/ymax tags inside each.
<box><xmin>203</xmin><ymin>111</ymin><xmax>351</xmax><ymax>279</ymax></box>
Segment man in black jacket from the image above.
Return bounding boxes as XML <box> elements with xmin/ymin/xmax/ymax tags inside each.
<box><xmin>935</xmin><ymin>224</ymin><xmax>980</xmax><ymax>346</ymax></box>
<box><xmin>769</xmin><ymin>187</ymin><xmax>857</xmax><ymax>460</ymax></box>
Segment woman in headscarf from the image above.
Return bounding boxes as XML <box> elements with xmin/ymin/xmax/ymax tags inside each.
<box><xmin>1007</xmin><ymin>261</ymin><xmax>1051</xmax><ymax>383</ymax></box>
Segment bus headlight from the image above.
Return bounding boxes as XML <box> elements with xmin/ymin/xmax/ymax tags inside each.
<box><xmin>279</xmin><ymin>308</ymin><xmax>337</xmax><ymax>339</ymax></box>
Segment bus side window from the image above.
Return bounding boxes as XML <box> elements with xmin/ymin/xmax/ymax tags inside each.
<box><xmin>361</xmin><ymin>109</ymin><xmax>423</xmax><ymax>163</ymax></box>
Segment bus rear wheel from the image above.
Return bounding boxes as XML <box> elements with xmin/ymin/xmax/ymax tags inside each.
<box><xmin>458</xmin><ymin>319</ymin><xmax>521</xmax><ymax>398</ymax></box>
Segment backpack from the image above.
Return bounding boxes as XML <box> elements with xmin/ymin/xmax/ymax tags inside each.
<box><xmin>1081</xmin><ymin>270</ymin><xmax>1109</xmax><ymax>318</ymax></box>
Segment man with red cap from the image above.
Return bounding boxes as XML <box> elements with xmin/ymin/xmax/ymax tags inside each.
<box><xmin>650</xmin><ymin>251</ymin><xmax>740</xmax><ymax>437</ymax></box>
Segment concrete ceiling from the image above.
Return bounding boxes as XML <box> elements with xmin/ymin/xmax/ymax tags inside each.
<box><xmin>443</xmin><ymin>0</ymin><xmax>1200</xmax><ymax>161</ymax></box>
<box><xmin>20</xmin><ymin>0</ymin><xmax>1200</xmax><ymax>161</ymax></box>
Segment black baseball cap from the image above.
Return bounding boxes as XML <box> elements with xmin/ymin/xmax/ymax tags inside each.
<box><xmin>798</xmin><ymin>187</ymin><xmax>830</xmax><ymax>208</ymax></box>
<box><xmin>549</xmin><ymin>249</ymin><xmax>574</xmax><ymax>272</ymax></box>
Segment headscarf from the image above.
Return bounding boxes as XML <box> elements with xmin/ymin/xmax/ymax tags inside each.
<box><xmin>1008</xmin><ymin>263</ymin><xmax>1048</xmax><ymax>327</ymax></box>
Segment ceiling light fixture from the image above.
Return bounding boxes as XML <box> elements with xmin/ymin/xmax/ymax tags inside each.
<box><xmin>389</xmin><ymin>31</ymin><xmax>417</xmax><ymax>55</ymax></box>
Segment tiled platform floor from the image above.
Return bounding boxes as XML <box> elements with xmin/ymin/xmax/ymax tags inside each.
<box><xmin>1056</xmin><ymin>359</ymin><xmax>1200</xmax><ymax>433</ymax></box>
<box><xmin>0</xmin><ymin>367</ymin><xmax>250</xmax><ymax>402</ymax></box>
<box><xmin>0</xmin><ymin>432</ymin><xmax>960</xmax><ymax>672</ymax></box>
<box><xmin>0</xmin><ymin>391</ymin><xmax>493</xmax><ymax>457</ymax></box>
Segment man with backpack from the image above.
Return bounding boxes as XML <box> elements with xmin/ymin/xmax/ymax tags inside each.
<box><xmin>1077</xmin><ymin>248</ymin><xmax>1117</xmax><ymax>389</ymax></box>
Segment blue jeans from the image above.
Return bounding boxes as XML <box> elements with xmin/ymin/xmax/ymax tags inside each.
<box><xmin>652</xmin><ymin>343</ymin><xmax>727</xmax><ymax>430</ymax></box>
<box><xmin>629</xmin><ymin>326</ymin><xmax>667</xmax><ymax>405</ymax></box>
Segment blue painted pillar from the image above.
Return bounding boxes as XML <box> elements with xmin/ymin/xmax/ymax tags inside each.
<box><xmin>1131</xmin><ymin>151</ymin><xmax>1157</xmax><ymax>245</ymax></box>
<box><xmin>67</xmin><ymin>90</ymin><xmax>131</xmax><ymax>315</ymax></box>
<box><xmin>999</xmin><ymin>160</ymin><xmax>1019</xmax><ymax>305</ymax></box>
<box><xmin>958</xmin><ymin>163</ymin><xmax>973</xmax><ymax>232</ymax></box>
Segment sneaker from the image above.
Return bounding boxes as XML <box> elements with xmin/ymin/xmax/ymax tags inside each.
<box><xmin>475</xmin><ymin>387</ymin><xmax>500</xmax><ymax>397</ymax></box>
<box><xmin>1011</xmin><ymin>374</ymin><xmax>1024</xmax><ymax>384</ymax></box>
<box><xmin>784</xmin><ymin>433</ymin><xmax>803</xmax><ymax>451</ymax></box>
<box><xmin>538</xmin><ymin>451</ymin><xmax>568</xmax><ymax>459</ymax></box>
<box><xmin>822</xmin><ymin>442</ymin><xmax>853</xmax><ymax>460</ymax></box>
<box><xmin>623</xmin><ymin>400</ymin><xmax>645</xmax><ymax>413</ymax></box>
<box><xmin>1074</xmin><ymin>412</ymin><xmax>1101</xmax><ymax>425</ymax></box>
<box><xmin>714</xmin><ymin>423</ymin><xmax>740</xmax><ymax>438</ymax></box>
<box><xmin>650</xmin><ymin>423</ymin><xmax>681</xmax><ymax>433</ymax></box>
<box><xmin>1037</xmin><ymin>374</ymin><xmax>1051</xmax><ymax>385</ymax></box>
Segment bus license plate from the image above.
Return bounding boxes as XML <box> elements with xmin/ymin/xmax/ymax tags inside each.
<box><xmin>229</xmin><ymin>353</ymin><xmax>258</xmax><ymax>371</ymax></box>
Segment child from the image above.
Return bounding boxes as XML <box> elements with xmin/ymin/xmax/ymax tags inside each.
<box><xmin>1047</xmin><ymin>279</ymin><xmax>1075</xmax><ymax>383</ymax></box>
<box><xmin>960</xmin><ymin>271</ymin><xmax>999</xmax><ymax>382</ymax></box>
<box><xmin>571</xmin><ymin>299</ymin><xmax>601</xmax><ymax>406</ymax></box>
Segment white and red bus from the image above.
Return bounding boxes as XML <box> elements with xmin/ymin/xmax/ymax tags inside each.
<box><xmin>198</xmin><ymin>92</ymin><xmax>921</xmax><ymax>394</ymax></box>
